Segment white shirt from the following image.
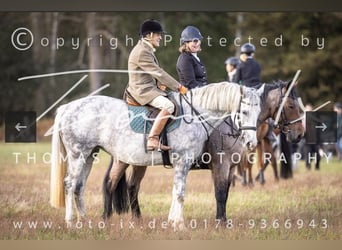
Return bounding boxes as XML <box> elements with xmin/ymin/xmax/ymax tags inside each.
<box><xmin>228</xmin><ymin>69</ymin><xmax>237</xmax><ymax>82</ymax></box>
<box><xmin>191</xmin><ymin>53</ymin><xmax>200</xmax><ymax>62</ymax></box>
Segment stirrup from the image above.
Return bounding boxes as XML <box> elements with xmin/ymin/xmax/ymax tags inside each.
<box><xmin>147</xmin><ymin>136</ymin><xmax>171</xmax><ymax>152</ymax></box>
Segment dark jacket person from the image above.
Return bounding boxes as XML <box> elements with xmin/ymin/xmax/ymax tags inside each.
<box><xmin>233</xmin><ymin>43</ymin><xmax>261</xmax><ymax>88</ymax></box>
<box><xmin>176</xmin><ymin>26</ymin><xmax>208</xmax><ymax>89</ymax></box>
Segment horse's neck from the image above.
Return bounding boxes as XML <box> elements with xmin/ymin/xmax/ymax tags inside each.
<box><xmin>178</xmin><ymin>94</ymin><xmax>229</xmax><ymax>132</ymax></box>
<box><xmin>260</xmin><ymin>86</ymin><xmax>281</xmax><ymax>122</ymax></box>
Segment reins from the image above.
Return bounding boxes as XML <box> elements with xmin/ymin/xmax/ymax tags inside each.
<box><xmin>179</xmin><ymin>86</ymin><xmax>258</xmax><ymax>152</ymax></box>
<box><xmin>179</xmin><ymin>91</ymin><xmax>213</xmax><ymax>140</ymax></box>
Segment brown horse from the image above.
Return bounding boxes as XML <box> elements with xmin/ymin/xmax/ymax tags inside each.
<box><xmin>239</xmin><ymin>122</ymin><xmax>279</xmax><ymax>186</ymax></box>
<box><xmin>102</xmin><ymin>80</ymin><xmax>304</xmax><ymax>223</ymax></box>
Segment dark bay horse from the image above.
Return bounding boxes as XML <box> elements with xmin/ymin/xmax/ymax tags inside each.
<box><xmin>102</xmin><ymin>80</ymin><xmax>304</xmax><ymax>223</ymax></box>
<box><xmin>254</xmin><ymin>123</ymin><xmax>280</xmax><ymax>185</ymax></box>
<box><xmin>50</xmin><ymin>82</ymin><xmax>262</xmax><ymax>229</ymax></box>
<box><xmin>238</xmin><ymin>122</ymin><xmax>280</xmax><ymax>186</ymax></box>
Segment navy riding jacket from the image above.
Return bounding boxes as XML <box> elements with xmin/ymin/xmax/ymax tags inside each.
<box><xmin>176</xmin><ymin>52</ymin><xmax>208</xmax><ymax>89</ymax></box>
<box><xmin>233</xmin><ymin>58</ymin><xmax>261</xmax><ymax>88</ymax></box>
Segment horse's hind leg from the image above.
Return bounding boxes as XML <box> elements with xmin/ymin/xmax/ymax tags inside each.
<box><xmin>127</xmin><ymin>165</ymin><xmax>147</xmax><ymax>218</ymax></box>
<box><xmin>74</xmin><ymin>150</ymin><xmax>98</xmax><ymax>220</ymax></box>
<box><xmin>64</xmin><ymin>172</ymin><xmax>74</xmax><ymax>224</ymax></box>
<box><xmin>64</xmin><ymin>155</ymin><xmax>89</xmax><ymax>224</ymax></box>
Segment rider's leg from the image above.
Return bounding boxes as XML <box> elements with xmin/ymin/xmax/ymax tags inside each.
<box><xmin>147</xmin><ymin>96</ymin><xmax>174</xmax><ymax>151</ymax></box>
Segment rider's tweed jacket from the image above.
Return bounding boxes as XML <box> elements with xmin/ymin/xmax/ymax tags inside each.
<box><xmin>127</xmin><ymin>39</ymin><xmax>180</xmax><ymax>105</ymax></box>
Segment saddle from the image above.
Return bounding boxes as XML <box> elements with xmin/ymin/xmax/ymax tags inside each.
<box><xmin>124</xmin><ymin>88</ymin><xmax>181</xmax><ymax>134</ymax></box>
<box><xmin>124</xmin><ymin>88</ymin><xmax>182</xmax><ymax>168</ymax></box>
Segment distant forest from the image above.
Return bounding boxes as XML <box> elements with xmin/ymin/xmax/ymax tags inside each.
<box><xmin>1</xmin><ymin>12</ymin><xmax>341</xmax><ymax>124</ymax></box>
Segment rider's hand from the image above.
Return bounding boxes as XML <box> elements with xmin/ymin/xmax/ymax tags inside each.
<box><xmin>179</xmin><ymin>85</ymin><xmax>188</xmax><ymax>95</ymax></box>
<box><xmin>157</xmin><ymin>82</ymin><xmax>167</xmax><ymax>91</ymax></box>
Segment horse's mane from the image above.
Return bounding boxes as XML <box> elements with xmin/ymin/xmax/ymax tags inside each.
<box><xmin>190</xmin><ymin>82</ymin><xmax>242</xmax><ymax>112</ymax></box>
<box><xmin>260</xmin><ymin>80</ymin><xmax>297</xmax><ymax>101</ymax></box>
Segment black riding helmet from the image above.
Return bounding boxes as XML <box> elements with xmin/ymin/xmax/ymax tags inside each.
<box><xmin>180</xmin><ymin>26</ymin><xmax>203</xmax><ymax>44</ymax></box>
<box><xmin>139</xmin><ymin>19</ymin><xmax>166</xmax><ymax>37</ymax></box>
<box><xmin>240</xmin><ymin>43</ymin><xmax>256</xmax><ymax>54</ymax></box>
<box><xmin>225</xmin><ymin>57</ymin><xmax>240</xmax><ymax>67</ymax></box>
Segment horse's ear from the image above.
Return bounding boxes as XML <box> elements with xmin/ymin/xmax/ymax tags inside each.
<box><xmin>256</xmin><ymin>84</ymin><xmax>265</xmax><ymax>96</ymax></box>
<box><xmin>286</xmin><ymin>70</ymin><xmax>301</xmax><ymax>90</ymax></box>
<box><xmin>285</xmin><ymin>80</ymin><xmax>291</xmax><ymax>90</ymax></box>
<box><xmin>285</xmin><ymin>79</ymin><xmax>299</xmax><ymax>94</ymax></box>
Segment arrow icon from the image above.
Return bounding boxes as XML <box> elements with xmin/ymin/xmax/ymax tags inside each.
<box><xmin>315</xmin><ymin>122</ymin><xmax>327</xmax><ymax>132</ymax></box>
<box><xmin>15</xmin><ymin>123</ymin><xmax>27</xmax><ymax>132</ymax></box>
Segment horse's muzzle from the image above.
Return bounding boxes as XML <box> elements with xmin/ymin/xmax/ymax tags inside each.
<box><xmin>245</xmin><ymin>141</ymin><xmax>257</xmax><ymax>152</ymax></box>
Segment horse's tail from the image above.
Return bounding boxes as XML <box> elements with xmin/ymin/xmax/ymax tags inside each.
<box><xmin>103</xmin><ymin>157</ymin><xmax>129</xmax><ymax>219</ymax></box>
<box><xmin>50</xmin><ymin>106</ymin><xmax>67</xmax><ymax>208</ymax></box>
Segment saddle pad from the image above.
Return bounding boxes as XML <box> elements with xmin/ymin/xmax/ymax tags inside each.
<box><xmin>128</xmin><ymin>105</ymin><xmax>181</xmax><ymax>134</ymax></box>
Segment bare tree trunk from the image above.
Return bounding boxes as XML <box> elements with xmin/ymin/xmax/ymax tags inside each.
<box><xmin>31</xmin><ymin>13</ymin><xmax>60</xmax><ymax>114</ymax></box>
<box><xmin>235</xmin><ymin>13</ymin><xmax>244</xmax><ymax>57</ymax></box>
<box><xmin>86</xmin><ymin>12</ymin><xmax>102</xmax><ymax>91</ymax></box>
<box><xmin>30</xmin><ymin>12</ymin><xmax>42</xmax><ymax>71</ymax></box>
<box><xmin>48</xmin><ymin>13</ymin><xmax>58</xmax><ymax>91</ymax></box>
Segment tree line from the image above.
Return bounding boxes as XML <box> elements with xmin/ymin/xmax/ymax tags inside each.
<box><xmin>1</xmin><ymin>12</ymin><xmax>341</xmax><ymax>124</ymax></box>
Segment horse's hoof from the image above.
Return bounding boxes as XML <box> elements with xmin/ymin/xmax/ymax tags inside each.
<box><xmin>66</xmin><ymin>220</ymin><xmax>74</xmax><ymax>229</ymax></box>
<box><xmin>169</xmin><ymin>219</ymin><xmax>187</xmax><ymax>231</ymax></box>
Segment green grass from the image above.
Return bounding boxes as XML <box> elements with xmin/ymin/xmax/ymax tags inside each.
<box><xmin>0</xmin><ymin>142</ymin><xmax>341</xmax><ymax>239</ymax></box>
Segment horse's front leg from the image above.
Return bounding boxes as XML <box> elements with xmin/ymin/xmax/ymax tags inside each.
<box><xmin>211</xmin><ymin>162</ymin><xmax>230</xmax><ymax>222</ymax></box>
<box><xmin>271</xmin><ymin>152</ymin><xmax>279</xmax><ymax>181</ymax></box>
<box><xmin>168</xmin><ymin>162</ymin><xmax>190</xmax><ymax>231</ymax></box>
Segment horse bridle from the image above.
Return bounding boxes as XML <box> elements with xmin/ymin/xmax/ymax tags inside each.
<box><xmin>272</xmin><ymin>86</ymin><xmax>302</xmax><ymax>134</ymax></box>
<box><xmin>179</xmin><ymin>87</ymin><xmax>257</xmax><ymax>140</ymax></box>
<box><xmin>235</xmin><ymin>86</ymin><xmax>258</xmax><ymax>132</ymax></box>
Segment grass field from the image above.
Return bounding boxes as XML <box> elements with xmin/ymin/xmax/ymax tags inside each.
<box><xmin>0</xmin><ymin>142</ymin><xmax>341</xmax><ymax>239</ymax></box>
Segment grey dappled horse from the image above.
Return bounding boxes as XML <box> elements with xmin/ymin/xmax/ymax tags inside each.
<box><xmin>50</xmin><ymin>82</ymin><xmax>263</xmax><ymax>229</ymax></box>
<box><xmin>103</xmin><ymin>80</ymin><xmax>304</xmax><ymax>224</ymax></box>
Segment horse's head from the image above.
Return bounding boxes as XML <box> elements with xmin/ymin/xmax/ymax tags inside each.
<box><xmin>274</xmin><ymin>81</ymin><xmax>305</xmax><ymax>143</ymax></box>
<box><xmin>232</xmin><ymin>86</ymin><xmax>263</xmax><ymax>151</ymax></box>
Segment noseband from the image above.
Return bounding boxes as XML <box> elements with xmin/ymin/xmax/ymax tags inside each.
<box><xmin>273</xmin><ymin>86</ymin><xmax>302</xmax><ymax>134</ymax></box>
<box><xmin>237</xmin><ymin>86</ymin><xmax>258</xmax><ymax>132</ymax></box>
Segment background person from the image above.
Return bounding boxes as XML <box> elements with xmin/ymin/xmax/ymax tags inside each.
<box><xmin>334</xmin><ymin>102</ymin><xmax>342</xmax><ymax>161</ymax></box>
<box><xmin>225</xmin><ymin>56</ymin><xmax>239</xmax><ymax>82</ymax></box>
<box><xmin>233</xmin><ymin>42</ymin><xmax>261</xmax><ymax>88</ymax></box>
<box><xmin>302</xmin><ymin>104</ymin><xmax>321</xmax><ymax>170</ymax></box>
